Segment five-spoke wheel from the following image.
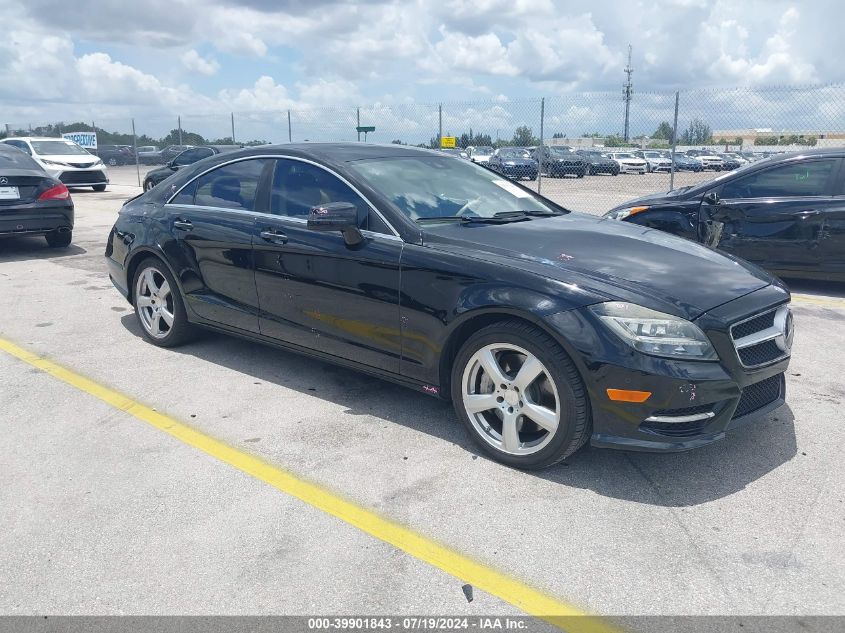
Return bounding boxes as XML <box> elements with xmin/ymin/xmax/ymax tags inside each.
<box><xmin>452</xmin><ymin>320</ymin><xmax>590</xmax><ymax>469</ymax></box>
<box><xmin>132</xmin><ymin>258</ymin><xmax>194</xmax><ymax>347</ymax></box>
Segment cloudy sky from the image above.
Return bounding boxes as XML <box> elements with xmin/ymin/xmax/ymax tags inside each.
<box><xmin>1</xmin><ymin>0</ymin><xmax>842</xmax><ymax>142</ymax></box>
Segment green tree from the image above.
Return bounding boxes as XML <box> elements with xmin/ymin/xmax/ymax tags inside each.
<box><xmin>604</xmin><ymin>134</ymin><xmax>627</xmax><ymax>147</ymax></box>
<box><xmin>679</xmin><ymin>118</ymin><xmax>713</xmax><ymax>145</ymax></box>
<box><xmin>510</xmin><ymin>125</ymin><xmax>539</xmax><ymax>146</ymax></box>
<box><xmin>652</xmin><ymin>121</ymin><xmax>675</xmax><ymax>140</ymax></box>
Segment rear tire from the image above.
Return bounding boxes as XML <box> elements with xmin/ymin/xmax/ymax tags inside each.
<box><xmin>131</xmin><ymin>258</ymin><xmax>195</xmax><ymax>348</ymax></box>
<box><xmin>93</xmin><ymin>184</ymin><xmax>107</xmax><ymax>192</ymax></box>
<box><xmin>451</xmin><ymin>320</ymin><xmax>591</xmax><ymax>469</ymax></box>
<box><xmin>45</xmin><ymin>230</ymin><xmax>72</xmax><ymax>248</ymax></box>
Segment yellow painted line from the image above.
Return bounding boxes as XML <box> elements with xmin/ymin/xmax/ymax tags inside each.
<box><xmin>0</xmin><ymin>336</ymin><xmax>618</xmax><ymax>633</ymax></box>
<box><xmin>792</xmin><ymin>294</ymin><xmax>845</xmax><ymax>309</ymax></box>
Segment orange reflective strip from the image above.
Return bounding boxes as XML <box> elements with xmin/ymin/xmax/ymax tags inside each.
<box><xmin>606</xmin><ymin>388</ymin><xmax>651</xmax><ymax>403</ymax></box>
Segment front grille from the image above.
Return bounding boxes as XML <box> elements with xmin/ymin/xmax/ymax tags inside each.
<box><xmin>730</xmin><ymin>304</ymin><xmax>790</xmax><ymax>368</ymax></box>
<box><xmin>66</xmin><ymin>162</ymin><xmax>96</xmax><ymax>168</ymax></box>
<box><xmin>732</xmin><ymin>311</ymin><xmax>775</xmax><ymax>339</ymax></box>
<box><xmin>733</xmin><ymin>373</ymin><xmax>783</xmax><ymax>418</ymax></box>
<box><xmin>60</xmin><ymin>170</ymin><xmax>107</xmax><ymax>185</ymax></box>
<box><xmin>738</xmin><ymin>340</ymin><xmax>783</xmax><ymax>366</ymax></box>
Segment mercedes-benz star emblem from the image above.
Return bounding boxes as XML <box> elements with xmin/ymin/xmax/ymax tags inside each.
<box><xmin>774</xmin><ymin>305</ymin><xmax>794</xmax><ymax>353</ymax></box>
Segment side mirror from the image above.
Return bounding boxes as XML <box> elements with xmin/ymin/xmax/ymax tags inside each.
<box><xmin>702</xmin><ymin>192</ymin><xmax>720</xmax><ymax>206</ymax></box>
<box><xmin>307</xmin><ymin>202</ymin><xmax>363</xmax><ymax>246</ymax></box>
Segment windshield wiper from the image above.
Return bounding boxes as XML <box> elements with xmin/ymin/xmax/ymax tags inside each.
<box><xmin>416</xmin><ymin>210</ymin><xmax>565</xmax><ymax>225</ymax></box>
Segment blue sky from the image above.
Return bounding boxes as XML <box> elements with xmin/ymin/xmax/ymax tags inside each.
<box><xmin>1</xmin><ymin>0</ymin><xmax>843</xmax><ymax>144</ymax></box>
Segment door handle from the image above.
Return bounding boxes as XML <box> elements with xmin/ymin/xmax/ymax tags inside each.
<box><xmin>260</xmin><ymin>229</ymin><xmax>288</xmax><ymax>244</ymax></box>
<box><xmin>173</xmin><ymin>219</ymin><xmax>193</xmax><ymax>231</ymax></box>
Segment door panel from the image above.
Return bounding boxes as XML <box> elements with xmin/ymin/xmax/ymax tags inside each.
<box><xmin>159</xmin><ymin>157</ymin><xmax>272</xmax><ymax>333</ymax></box>
<box><xmin>705</xmin><ymin>158</ymin><xmax>841</xmax><ymax>272</ymax></box>
<box><xmin>253</xmin><ymin>158</ymin><xmax>402</xmax><ymax>371</ymax></box>
<box><xmin>163</xmin><ymin>204</ymin><xmax>260</xmax><ymax>332</ymax></box>
<box><xmin>254</xmin><ymin>219</ymin><xmax>403</xmax><ymax>371</ymax></box>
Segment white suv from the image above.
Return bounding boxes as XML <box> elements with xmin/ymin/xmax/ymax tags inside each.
<box><xmin>1</xmin><ymin>137</ymin><xmax>109</xmax><ymax>191</ymax></box>
<box><xmin>685</xmin><ymin>149</ymin><xmax>723</xmax><ymax>171</ymax></box>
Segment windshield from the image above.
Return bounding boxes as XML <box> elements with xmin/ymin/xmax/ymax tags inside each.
<box><xmin>348</xmin><ymin>156</ymin><xmax>563</xmax><ymax>222</ymax></box>
<box><xmin>30</xmin><ymin>140</ymin><xmax>91</xmax><ymax>156</ymax></box>
<box><xmin>643</xmin><ymin>151</ymin><xmax>662</xmax><ymax>158</ymax></box>
<box><xmin>549</xmin><ymin>147</ymin><xmax>575</xmax><ymax>155</ymax></box>
<box><xmin>473</xmin><ymin>146</ymin><xmax>494</xmax><ymax>155</ymax></box>
<box><xmin>613</xmin><ymin>153</ymin><xmax>634</xmax><ymax>159</ymax></box>
<box><xmin>498</xmin><ymin>148</ymin><xmax>530</xmax><ymax>158</ymax></box>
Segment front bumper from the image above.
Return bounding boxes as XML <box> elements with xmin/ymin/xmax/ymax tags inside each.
<box><xmin>548</xmin><ymin>284</ymin><xmax>792</xmax><ymax>452</ymax></box>
<box><xmin>618</xmin><ymin>164</ymin><xmax>646</xmax><ymax>173</ymax></box>
<box><xmin>545</xmin><ymin>161</ymin><xmax>584</xmax><ymax>176</ymax></box>
<box><xmin>498</xmin><ymin>164</ymin><xmax>538</xmax><ymax>179</ymax></box>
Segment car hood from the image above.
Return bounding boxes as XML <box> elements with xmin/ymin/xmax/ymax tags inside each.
<box><xmin>609</xmin><ymin>189</ymin><xmax>695</xmax><ymax>209</ymax></box>
<box><xmin>36</xmin><ymin>154</ymin><xmax>100</xmax><ymax>166</ymax></box>
<box><xmin>615</xmin><ymin>157</ymin><xmax>645</xmax><ymax>163</ymax></box>
<box><xmin>422</xmin><ymin>213</ymin><xmax>772</xmax><ymax>319</ymax></box>
<box><xmin>499</xmin><ymin>158</ymin><xmax>535</xmax><ymax>165</ymax></box>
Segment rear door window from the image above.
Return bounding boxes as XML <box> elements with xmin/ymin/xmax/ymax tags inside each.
<box><xmin>721</xmin><ymin>159</ymin><xmax>838</xmax><ymax>199</ymax></box>
<box><xmin>189</xmin><ymin>159</ymin><xmax>270</xmax><ymax>211</ymax></box>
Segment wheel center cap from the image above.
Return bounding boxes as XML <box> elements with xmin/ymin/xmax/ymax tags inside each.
<box><xmin>504</xmin><ymin>390</ymin><xmax>519</xmax><ymax>407</ymax></box>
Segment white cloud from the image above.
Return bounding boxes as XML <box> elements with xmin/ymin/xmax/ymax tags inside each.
<box><xmin>181</xmin><ymin>49</ymin><xmax>220</xmax><ymax>76</ymax></box>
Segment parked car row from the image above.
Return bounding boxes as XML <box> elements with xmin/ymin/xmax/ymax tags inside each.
<box><xmin>459</xmin><ymin>145</ymin><xmax>766</xmax><ymax>181</ymax></box>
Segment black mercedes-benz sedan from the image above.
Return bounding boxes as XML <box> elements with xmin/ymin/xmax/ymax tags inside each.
<box><xmin>605</xmin><ymin>148</ymin><xmax>845</xmax><ymax>282</ymax></box>
<box><xmin>106</xmin><ymin>143</ymin><xmax>793</xmax><ymax>469</ymax></box>
<box><xmin>0</xmin><ymin>143</ymin><xmax>74</xmax><ymax>247</ymax></box>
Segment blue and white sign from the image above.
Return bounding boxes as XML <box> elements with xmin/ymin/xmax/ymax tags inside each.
<box><xmin>61</xmin><ymin>132</ymin><xmax>97</xmax><ymax>150</ymax></box>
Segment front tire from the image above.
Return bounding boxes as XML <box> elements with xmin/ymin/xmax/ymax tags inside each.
<box><xmin>451</xmin><ymin>320</ymin><xmax>590</xmax><ymax>469</ymax></box>
<box><xmin>132</xmin><ymin>258</ymin><xmax>195</xmax><ymax>347</ymax></box>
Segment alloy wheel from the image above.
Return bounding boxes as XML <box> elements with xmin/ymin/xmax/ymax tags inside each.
<box><xmin>135</xmin><ymin>266</ymin><xmax>175</xmax><ymax>339</ymax></box>
<box><xmin>461</xmin><ymin>343</ymin><xmax>560</xmax><ymax>456</ymax></box>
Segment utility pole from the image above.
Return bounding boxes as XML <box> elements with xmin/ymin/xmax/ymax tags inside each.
<box><xmin>287</xmin><ymin>110</ymin><xmax>292</xmax><ymax>142</ymax></box>
<box><xmin>438</xmin><ymin>103</ymin><xmax>443</xmax><ymax>148</ymax></box>
<box><xmin>357</xmin><ymin>107</ymin><xmax>361</xmax><ymax>142</ymax></box>
<box><xmin>230</xmin><ymin>112</ymin><xmax>235</xmax><ymax>144</ymax></box>
<box><xmin>623</xmin><ymin>44</ymin><xmax>633</xmax><ymax>142</ymax></box>
<box><xmin>178</xmin><ymin>115</ymin><xmax>183</xmax><ymax>145</ymax></box>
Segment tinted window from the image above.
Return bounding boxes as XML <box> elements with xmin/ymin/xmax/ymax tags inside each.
<box><xmin>173</xmin><ymin>147</ymin><xmax>214</xmax><ymax>166</ymax></box>
<box><xmin>3</xmin><ymin>140</ymin><xmax>32</xmax><ymax>155</ymax></box>
<box><xmin>721</xmin><ymin>160</ymin><xmax>837</xmax><ymax>199</ymax></box>
<box><xmin>191</xmin><ymin>159</ymin><xmax>269</xmax><ymax>210</ymax></box>
<box><xmin>0</xmin><ymin>146</ymin><xmax>41</xmax><ymax>169</ymax></box>
<box><xmin>170</xmin><ymin>180</ymin><xmax>197</xmax><ymax>205</ymax></box>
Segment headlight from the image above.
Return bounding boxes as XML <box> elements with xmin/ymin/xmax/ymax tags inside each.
<box><xmin>41</xmin><ymin>159</ymin><xmax>67</xmax><ymax>167</ymax></box>
<box><xmin>604</xmin><ymin>205</ymin><xmax>648</xmax><ymax>220</ymax></box>
<box><xmin>93</xmin><ymin>159</ymin><xmax>104</xmax><ymax>167</ymax></box>
<box><xmin>589</xmin><ymin>302</ymin><xmax>717</xmax><ymax>360</ymax></box>
<box><xmin>505</xmin><ymin>161</ymin><xmax>516</xmax><ymax>165</ymax></box>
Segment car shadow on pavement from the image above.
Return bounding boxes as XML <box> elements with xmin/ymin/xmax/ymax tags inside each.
<box><xmin>119</xmin><ymin>315</ymin><xmax>798</xmax><ymax>508</ymax></box>
<box><xmin>0</xmin><ymin>237</ymin><xmax>86</xmax><ymax>262</ymax></box>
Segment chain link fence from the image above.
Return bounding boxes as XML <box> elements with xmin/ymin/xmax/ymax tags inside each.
<box><xmin>3</xmin><ymin>84</ymin><xmax>844</xmax><ymax>212</ymax></box>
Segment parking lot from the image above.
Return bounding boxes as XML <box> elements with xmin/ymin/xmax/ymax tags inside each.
<box><xmin>1</xmin><ymin>166</ymin><xmax>844</xmax><ymax>623</ymax></box>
